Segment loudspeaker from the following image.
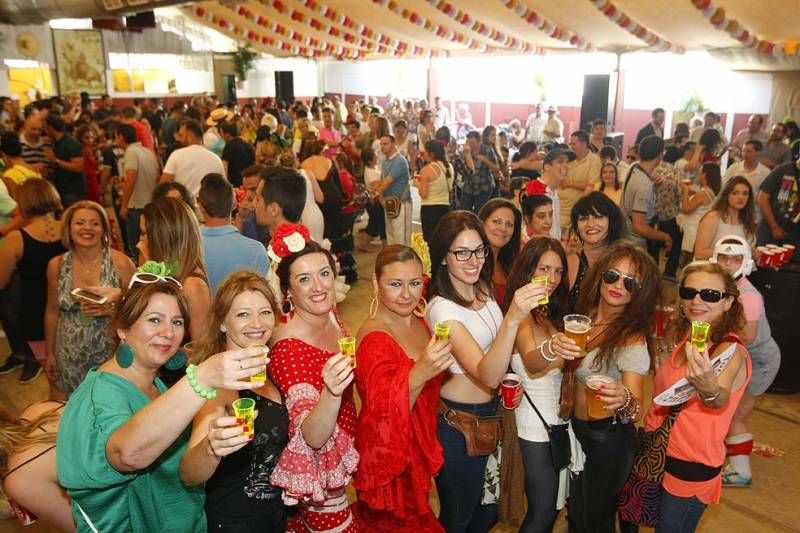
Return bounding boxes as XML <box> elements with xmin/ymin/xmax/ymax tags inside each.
<box><xmin>579</xmin><ymin>74</ymin><xmax>616</xmax><ymax>132</ymax></box>
<box><xmin>126</xmin><ymin>11</ymin><xmax>156</xmax><ymax>29</ymax></box>
<box><xmin>274</xmin><ymin>71</ymin><xmax>294</xmax><ymax>105</ymax></box>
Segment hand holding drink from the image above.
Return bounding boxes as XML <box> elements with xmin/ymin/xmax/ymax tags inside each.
<box><xmin>563</xmin><ymin>314</ymin><xmax>592</xmax><ymax>357</ymax></box>
<box><xmin>434</xmin><ymin>322</ymin><xmax>451</xmax><ymax>341</ymax></box>
<box><xmin>322</xmin><ymin>351</ymin><xmax>355</xmax><ymax>397</ymax></box>
<box><xmin>585</xmin><ymin>374</ymin><xmax>614</xmax><ymax>419</ymax></box>
<box><xmin>232</xmin><ymin>397</ymin><xmax>256</xmax><ymax>438</ymax></box>
<box><xmin>248</xmin><ymin>344</ymin><xmax>269</xmax><ymax>382</ymax></box>
<box><xmin>690</xmin><ymin>321</ymin><xmax>710</xmax><ymax>353</ymax></box>
<box><xmin>530</xmin><ymin>276</ymin><xmax>549</xmax><ymax>306</ymax></box>
<box><xmin>338</xmin><ymin>337</ymin><xmax>356</xmax><ymax>368</ymax></box>
<box><xmin>413</xmin><ymin>335</ymin><xmax>453</xmax><ymax>381</ymax></box>
<box><xmin>500</xmin><ymin>373</ymin><xmax>523</xmax><ymax>409</ymax></box>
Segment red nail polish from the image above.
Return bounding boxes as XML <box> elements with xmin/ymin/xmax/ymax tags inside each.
<box><xmin>599</xmin><ymin>385</ymin><xmax>605</xmax><ymax>391</ymax></box>
<box><xmin>595</xmin><ymin>395</ymin><xmax>601</xmax><ymax>400</ymax></box>
<box><xmin>242</xmin><ymin>426</ymin><xmax>249</xmax><ymax>432</ymax></box>
<box><xmin>248</xmin><ymin>434</ymin><xmax>254</xmax><ymax>440</ymax></box>
<box><xmin>236</xmin><ymin>418</ymin><xmax>243</xmax><ymax>424</ymax></box>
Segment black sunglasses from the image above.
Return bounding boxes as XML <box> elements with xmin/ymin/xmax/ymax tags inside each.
<box><xmin>602</xmin><ymin>269</ymin><xmax>640</xmax><ymax>292</ymax></box>
<box><xmin>679</xmin><ymin>286</ymin><xmax>729</xmax><ymax>303</ymax></box>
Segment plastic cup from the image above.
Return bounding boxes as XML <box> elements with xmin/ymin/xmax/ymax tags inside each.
<box><xmin>690</xmin><ymin>320</ymin><xmax>711</xmax><ymax>353</ymax></box>
<box><xmin>434</xmin><ymin>322</ymin><xmax>451</xmax><ymax>341</ymax></box>
<box><xmin>500</xmin><ymin>373</ymin><xmax>523</xmax><ymax>409</ymax></box>
<box><xmin>564</xmin><ymin>314</ymin><xmax>592</xmax><ymax>357</ymax></box>
<box><xmin>338</xmin><ymin>336</ymin><xmax>356</xmax><ymax>367</ymax></box>
<box><xmin>776</xmin><ymin>247</ymin><xmax>791</xmax><ymax>265</ymax></box>
<box><xmin>585</xmin><ymin>374</ymin><xmax>613</xmax><ymax>419</ymax></box>
<box><xmin>531</xmin><ymin>275</ymin><xmax>549</xmax><ymax>306</ymax></box>
<box><xmin>232</xmin><ymin>397</ymin><xmax>255</xmax><ymax>438</ymax></box>
<box><xmin>766</xmin><ymin>244</ymin><xmax>781</xmax><ymax>250</ymax></box>
<box><xmin>756</xmin><ymin>246</ymin><xmax>770</xmax><ymax>267</ymax></box>
<box><xmin>762</xmin><ymin>250</ymin><xmax>776</xmax><ymax>267</ymax></box>
<box><xmin>248</xmin><ymin>344</ymin><xmax>269</xmax><ymax>382</ymax></box>
<box><xmin>655</xmin><ymin>305</ymin><xmax>674</xmax><ymax>337</ymax></box>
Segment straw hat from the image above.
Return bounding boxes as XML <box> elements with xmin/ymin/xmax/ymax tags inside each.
<box><xmin>206</xmin><ymin>108</ymin><xmax>234</xmax><ymax>126</ymax></box>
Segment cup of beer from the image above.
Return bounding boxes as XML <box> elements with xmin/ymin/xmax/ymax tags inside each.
<box><xmin>338</xmin><ymin>336</ymin><xmax>356</xmax><ymax>367</ymax></box>
<box><xmin>655</xmin><ymin>305</ymin><xmax>674</xmax><ymax>338</ymax></box>
<box><xmin>248</xmin><ymin>344</ymin><xmax>269</xmax><ymax>382</ymax></box>
<box><xmin>690</xmin><ymin>320</ymin><xmax>711</xmax><ymax>353</ymax></box>
<box><xmin>500</xmin><ymin>373</ymin><xmax>523</xmax><ymax>409</ymax></box>
<box><xmin>434</xmin><ymin>322</ymin><xmax>451</xmax><ymax>341</ymax></box>
<box><xmin>531</xmin><ymin>275</ymin><xmax>549</xmax><ymax>306</ymax></box>
<box><xmin>232</xmin><ymin>397</ymin><xmax>256</xmax><ymax>438</ymax></box>
<box><xmin>585</xmin><ymin>374</ymin><xmax>613</xmax><ymax>419</ymax></box>
<box><xmin>563</xmin><ymin>314</ymin><xmax>592</xmax><ymax>357</ymax></box>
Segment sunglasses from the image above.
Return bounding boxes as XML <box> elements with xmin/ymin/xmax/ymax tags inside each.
<box><xmin>128</xmin><ymin>272</ymin><xmax>183</xmax><ymax>289</ymax></box>
<box><xmin>602</xmin><ymin>269</ymin><xmax>640</xmax><ymax>292</ymax></box>
<box><xmin>678</xmin><ymin>286</ymin><xmax>729</xmax><ymax>303</ymax></box>
<box><xmin>450</xmin><ymin>246</ymin><xmax>490</xmax><ymax>262</ymax></box>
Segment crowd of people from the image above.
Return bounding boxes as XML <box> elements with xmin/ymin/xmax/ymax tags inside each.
<box><xmin>0</xmin><ymin>91</ymin><xmax>796</xmax><ymax>533</ymax></box>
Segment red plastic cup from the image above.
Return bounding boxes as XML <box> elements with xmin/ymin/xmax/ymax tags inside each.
<box><xmin>500</xmin><ymin>373</ymin><xmax>523</xmax><ymax>409</ymax></box>
<box><xmin>762</xmin><ymin>250</ymin><xmax>776</xmax><ymax>267</ymax></box>
<box><xmin>776</xmin><ymin>247</ymin><xmax>790</xmax><ymax>265</ymax></box>
<box><xmin>784</xmin><ymin>244</ymin><xmax>796</xmax><ymax>261</ymax></box>
<box><xmin>756</xmin><ymin>246</ymin><xmax>770</xmax><ymax>267</ymax></box>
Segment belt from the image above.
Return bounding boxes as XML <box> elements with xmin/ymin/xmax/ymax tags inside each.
<box><xmin>665</xmin><ymin>456</ymin><xmax>723</xmax><ymax>482</ymax></box>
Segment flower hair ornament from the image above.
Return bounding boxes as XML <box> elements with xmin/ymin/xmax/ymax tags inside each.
<box><xmin>524</xmin><ymin>178</ymin><xmax>548</xmax><ymax>197</ymax></box>
<box><xmin>267</xmin><ymin>223</ymin><xmax>312</xmax><ymax>266</ymax></box>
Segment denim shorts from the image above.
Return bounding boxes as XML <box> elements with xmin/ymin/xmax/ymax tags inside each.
<box><xmin>746</xmin><ymin>339</ymin><xmax>781</xmax><ymax>395</ymax></box>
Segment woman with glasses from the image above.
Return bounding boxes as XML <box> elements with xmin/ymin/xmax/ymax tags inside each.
<box><xmin>44</xmin><ymin>201</ymin><xmax>135</xmax><ymax>398</ymax></box>
<box><xmin>693</xmin><ymin>176</ymin><xmax>756</xmax><ymax>260</ymax></box>
<box><xmin>180</xmin><ymin>271</ymin><xmax>289</xmax><ymax>532</ymax></box>
<box><xmin>56</xmin><ymin>274</ymin><xmax>267</xmax><ymax>531</ymax></box>
<box><xmin>478</xmin><ymin>198</ymin><xmax>522</xmax><ymax>305</ymax></box>
<box><xmin>353</xmin><ymin>245</ymin><xmax>453</xmax><ymax>531</ymax></box>
<box><xmin>267</xmin><ymin>224</ymin><xmax>358</xmax><ymax>532</ymax></box>
<box><xmin>643</xmin><ymin>261</ymin><xmax>750</xmax><ymax>532</ymax></box>
<box><xmin>138</xmin><ymin>197</ymin><xmax>210</xmax><ymax>343</ymax></box>
<box><xmin>565</xmin><ymin>192</ymin><xmax>627</xmax><ymax>311</ymax></box>
<box><xmin>427</xmin><ymin>211</ymin><xmax>541</xmax><ymax>532</ymax></box>
<box><xmin>543</xmin><ymin>242</ymin><xmax>660</xmax><ymax>533</ymax></box>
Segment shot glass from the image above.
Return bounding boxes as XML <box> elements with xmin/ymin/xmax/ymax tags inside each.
<box><xmin>531</xmin><ymin>275</ymin><xmax>549</xmax><ymax>306</ymax></box>
<box><xmin>248</xmin><ymin>344</ymin><xmax>269</xmax><ymax>382</ymax></box>
<box><xmin>232</xmin><ymin>397</ymin><xmax>256</xmax><ymax>438</ymax></box>
<box><xmin>434</xmin><ymin>322</ymin><xmax>451</xmax><ymax>341</ymax></box>
<box><xmin>338</xmin><ymin>336</ymin><xmax>356</xmax><ymax>367</ymax></box>
<box><xmin>690</xmin><ymin>321</ymin><xmax>711</xmax><ymax>353</ymax></box>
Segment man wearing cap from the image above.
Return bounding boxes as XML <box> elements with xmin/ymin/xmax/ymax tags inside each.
<box><xmin>160</xmin><ymin>118</ymin><xmax>225</xmax><ymax>198</ymax></box>
<box><xmin>204</xmin><ymin>108</ymin><xmax>232</xmax><ymax>157</ymax></box>
<box><xmin>559</xmin><ymin>130</ymin><xmax>601</xmax><ymax>231</ymax></box>
<box><xmin>635</xmin><ymin>107</ymin><xmax>666</xmax><ymax>147</ymax></box>
<box><xmin>621</xmin><ymin>135</ymin><xmax>673</xmax><ymax>252</ymax></box>
<box><xmin>541</xmin><ymin>105</ymin><xmax>563</xmax><ymax>144</ymax></box>
<box><xmin>539</xmin><ymin>148</ymin><xmax>568</xmax><ymax>239</ymax></box>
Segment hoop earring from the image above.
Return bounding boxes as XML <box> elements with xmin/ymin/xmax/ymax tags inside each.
<box><xmin>678</xmin><ymin>304</ymin><xmax>686</xmax><ymax>318</ymax></box>
<box><xmin>281</xmin><ymin>294</ymin><xmax>294</xmax><ymax>316</ymax></box>
<box><xmin>369</xmin><ymin>292</ymin><xmax>379</xmax><ymax>319</ymax></box>
<box><xmin>413</xmin><ymin>297</ymin><xmax>428</xmax><ymax>318</ymax></box>
<box><xmin>165</xmin><ymin>349</ymin><xmax>187</xmax><ymax>371</ymax></box>
<box><xmin>115</xmin><ymin>342</ymin><xmax>134</xmax><ymax>368</ymax></box>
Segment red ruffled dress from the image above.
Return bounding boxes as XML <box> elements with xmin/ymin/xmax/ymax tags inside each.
<box><xmin>353</xmin><ymin>328</ymin><xmax>445</xmax><ymax>532</ymax></box>
<box><xmin>269</xmin><ymin>337</ymin><xmax>360</xmax><ymax>532</ymax></box>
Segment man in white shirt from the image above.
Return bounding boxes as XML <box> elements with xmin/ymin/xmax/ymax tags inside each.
<box><xmin>730</xmin><ymin>115</ymin><xmax>769</xmax><ymax>160</ymax></box>
<box><xmin>559</xmin><ymin>130</ymin><xmax>601</xmax><ymax>231</ymax></box>
<box><xmin>525</xmin><ymin>103</ymin><xmax>546</xmax><ymax>143</ymax></box>
<box><xmin>538</xmin><ymin>148</ymin><xmax>568</xmax><ymax>239</ymax></box>
<box><xmin>723</xmin><ymin>140</ymin><xmax>770</xmax><ymax>222</ymax></box>
<box><xmin>433</xmin><ymin>96</ymin><xmax>450</xmax><ymax>129</ymax></box>
<box><xmin>541</xmin><ymin>106</ymin><xmax>564</xmax><ymax>144</ymax></box>
<box><xmin>160</xmin><ymin>118</ymin><xmax>225</xmax><ymax>198</ymax></box>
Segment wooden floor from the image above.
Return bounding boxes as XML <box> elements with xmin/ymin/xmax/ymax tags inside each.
<box><xmin>1</xmin><ymin>237</ymin><xmax>798</xmax><ymax>532</ymax></box>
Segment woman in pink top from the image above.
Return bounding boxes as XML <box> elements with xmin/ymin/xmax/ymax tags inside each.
<box><xmin>644</xmin><ymin>261</ymin><xmax>750</xmax><ymax>532</ymax></box>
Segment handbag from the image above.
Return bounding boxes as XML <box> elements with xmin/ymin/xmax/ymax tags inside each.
<box><xmin>617</xmin><ymin>403</ymin><xmax>684</xmax><ymax>527</ymax></box>
<box><xmin>382</xmin><ymin>182</ymin><xmax>410</xmax><ymax>219</ymax></box>
<box><xmin>522</xmin><ymin>390</ymin><xmax>571</xmax><ymax>471</ymax></box>
<box><xmin>439</xmin><ymin>400</ymin><xmax>504</xmax><ymax>457</ymax></box>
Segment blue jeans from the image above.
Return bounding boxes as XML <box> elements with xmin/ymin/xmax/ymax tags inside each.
<box><xmin>655</xmin><ymin>490</ymin><xmax>707</xmax><ymax>533</ymax></box>
<box><xmin>436</xmin><ymin>397</ymin><xmax>499</xmax><ymax>533</ymax></box>
<box><xmin>126</xmin><ymin>208</ymin><xmax>143</xmax><ymax>263</ymax></box>
<box><xmin>460</xmin><ymin>189</ymin><xmax>493</xmax><ymax>214</ymax></box>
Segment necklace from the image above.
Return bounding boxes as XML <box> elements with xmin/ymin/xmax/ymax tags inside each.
<box><xmin>473</xmin><ymin>303</ymin><xmax>499</xmax><ymax>340</ymax></box>
<box><xmin>73</xmin><ymin>252</ymin><xmax>102</xmax><ymax>276</ymax></box>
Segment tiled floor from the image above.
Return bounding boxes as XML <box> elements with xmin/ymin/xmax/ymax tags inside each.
<box><xmin>1</xmin><ymin>243</ymin><xmax>798</xmax><ymax>532</ymax></box>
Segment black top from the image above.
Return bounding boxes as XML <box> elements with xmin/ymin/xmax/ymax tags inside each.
<box><xmin>221</xmin><ymin>137</ymin><xmax>256</xmax><ymax>188</ymax></box>
<box><xmin>318</xmin><ymin>166</ymin><xmax>344</xmax><ymax>240</ymax></box>
<box><xmin>510</xmin><ymin>167</ymin><xmax>540</xmax><ymax>180</ymax></box>
<box><xmin>204</xmin><ymin>388</ymin><xmax>289</xmax><ymax>523</ymax></box>
<box><xmin>568</xmin><ymin>251</ymin><xmax>589</xmax><ymax>313</ymax></box>
<box><xmin>52</xmin><ymin>133</ymin><xmax>86</xmax><ymax>199</ymax></box>
<box><xmin>18</xmin><ymin>229</ymin><xmax>66</xmax><ymax>341</ymax></box>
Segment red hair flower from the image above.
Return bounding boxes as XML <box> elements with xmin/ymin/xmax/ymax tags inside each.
<box><xmin>524</xmin><ymin>179</ymin><xmax>548</xmax><ymax>197</ymax></box>
<box><xmin>268</xmin><ymin>223</ymin><xmax>311</xmax><ymax>264</ymax></box>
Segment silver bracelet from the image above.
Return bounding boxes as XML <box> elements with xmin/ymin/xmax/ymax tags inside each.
<box><xmin>700</xmin><ymin>388</ymin><xmax>721</xmax><ymax>403</ymax></box>
<box><xmin>539</xmin><ymin>335</ymin><xmax>558</xmax><ymax>362</ymax></box>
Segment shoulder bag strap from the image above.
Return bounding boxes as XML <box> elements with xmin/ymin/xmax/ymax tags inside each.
<box><xmin>522</xmin><ymin>389</ymin><xmax>553</xmax><ymax>434</ymax></box>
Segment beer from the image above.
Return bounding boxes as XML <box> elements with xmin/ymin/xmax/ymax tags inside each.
<box><xmin>249</xmin><ymin>344</ymin><xmax>269</xmax><ymax>382</ymax></box>
<box><xmin>434</xmin><ymin>322</ymin><xmax>451</xmax><ymax>341</ymax></box>
<box><xmin>563</xmin><ymin>314</ymin><xmax>592</xmax><ymax>357</ymax></box>
<box><xmin>338</xmin><ymin>336</ymin><xmax>357</xmax><ymax>367</ymax></box>
<box><xmin>690</xmin><ymin>321</ymin><xmax>711</xmax><ymax>353</ymax></box>
<box><xmin>500</xmin><ymin>373</ymin><xmax>522</xmax><ymax>409</ymax></box>
<box><xmin>232</xmin><ymin>397</ymin><xmax>256</xmax><ymax>438</ymax></box>
<box><xmin>531</xmin><ymin>276</ymin><xmax>549</xmax><ymax>306</ymax></box>
<box><xmin>585</xmin><ymin>374</ymin><xmax>613</xmax><ymax>419</ymax></box>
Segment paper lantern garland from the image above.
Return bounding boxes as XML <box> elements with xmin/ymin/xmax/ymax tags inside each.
<box><xmin>499</xmin><ymin>0</ymin><xmax>594</xmax><ymax>51</ymax></box>
<box><xmin>690</xmin><ymin>0</ymin><xmax>800</xmax><ymax>57</ymax></box>
<box><xmin>587</xmin><ymin>0</ymin><xmax>685</xmax><ymax>53</ymax></box>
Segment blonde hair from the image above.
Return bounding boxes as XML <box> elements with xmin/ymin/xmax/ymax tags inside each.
<box><xmin>142</xmin><ymin>197</ymin><xmax>207</xmax><ymax>283</ymax></box>
<box><xmin>193</xmin><ymin>271</ymin><xmax>278</xmax><ymax>363</ymax></box>
<box><xmin>0</xmin><ymin>406</ymin><xmax>60</xmax><ymax>475</ymax></box>
<box><xmin>61</xmin><ymin>200</ymin><xmax>111</xmax><ymax>249</ymax></box>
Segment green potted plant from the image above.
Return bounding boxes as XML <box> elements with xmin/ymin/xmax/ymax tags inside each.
<box><xmin>233</xmin><ymin>46</ymin><xmax>257</xmax><ymax>83</ymax></box>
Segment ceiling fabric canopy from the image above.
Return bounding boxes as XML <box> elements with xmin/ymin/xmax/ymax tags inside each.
<box><xmin>183</xmin><ymin>0</ymin><xmax>800</xmax><ymax>63</ymax></box>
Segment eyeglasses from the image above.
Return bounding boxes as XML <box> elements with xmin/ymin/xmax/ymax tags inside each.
<box><xmin>678</xmin><ymin>286</ymin><xmax>729</xmax><ymax>303</ymax></box>
<box><xmin>128</xmin><ymin>272</ymin><xmax>183</xmax><ymax>289</ymax></box>
<box><xmin>449</xmin><ymin>246</ymin><xmax>490</xmax><ymax>262</ymax></box>
<box><xmin>602</xmin><ymin>269</ymin><xmax>640</xmax><ymax>292</ymax></box>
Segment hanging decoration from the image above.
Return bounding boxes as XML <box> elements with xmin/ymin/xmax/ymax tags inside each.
<box><xmin>370</xmin><ymin>0</ymin><xmax>499</xmax><ymax>54</ymax></box>
<box><xmin>587</xmin><ymin>0</ymin><xmax>685</xmax><ymax>53</ymax></box>
<box><xmin>498</xmin><ymin>0</ymin><xmax>594</xmax><ymax>51</ymax></box>
<box><xmin>424</xmin><ymin>0</ymin><xmax>541</xmax><ymax>54</ymax></box>
<box><xmin>690</xmin><ymin>0</ymin><xmax>800</xmax><ymax>57</ymax></box>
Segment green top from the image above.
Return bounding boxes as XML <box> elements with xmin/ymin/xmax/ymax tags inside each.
<box><xmin>56</xmin><ymin>369</ymin><xmax>206</xmax><ymax>532</ymax></box>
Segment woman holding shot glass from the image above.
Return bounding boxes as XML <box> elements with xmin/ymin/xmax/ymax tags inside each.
<box><xmin>180</xmin><ymin>271</ymin><xmax>289</xmax><ymax>532</ymax></box>
<box><xmin>503</xmin><ymin>237</ymin><xmax>571</xmax><ymax>532</ymax></box>
<box><xmin>56</xmin><ymin>272</ymin><xmax>268</xmax><ymax>531</ymax></box>
<box><xmin>545</xmin><ymin>242</ymin><xmax>660</xmax><ymax>533</ymax></box>
<box><xmin>267</xmin><ymin>223</ymin><xmax>359</xmax><ymax>532</ymax></box>
<box><xmin>643</xmin><ymin>262</ymin><xmax>750</xmax><ymax>532</ymax></box>
<box><xmin>427</xmin><ymin>211</ymin><xmax>543</xmax><ymax>532</ymax></box>
<box><xmin>353</xmin><ymin>245</ymin><xmax>453</xmax><ymax>531</ymax></box>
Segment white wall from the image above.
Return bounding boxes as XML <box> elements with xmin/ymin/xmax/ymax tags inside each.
<box><xmin>237</xmin><ymin>57</ymin><xmax>319</xmax><ymax>98</ymax></box>
<box><xmin>323</xmin><ymin>58</ymin><xmax>428</xmax><ymax>99</ymax></box>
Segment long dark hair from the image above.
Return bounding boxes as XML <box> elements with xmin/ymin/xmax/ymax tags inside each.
<box><xmin>276</xmin><ymin>241</ymin><xmax>336</xmax><ymax>298</ymax></box>
<box><xmin>710</xmin><ymin>176</ymin><xmax>756</xmax><ymax>240</ymax></box>
<box><xmin>599</xmin><ymin>162</ymin><xmax>620</xmax><ymax>191</ymax></box>
<box><xmin>700</xmin><ymin>162</ymin><xmax>722</xmax><ymax>195</ymax></box>
<box><xmin>429</xmin><ymin>211</ymin><xmax>493</xmax><ymax>307</ymax></box>
<box><xmin>698</xmin><ymin>128</ymin><xmax>721</xmax><ymax>154</ymax></box>
<box><xmin>478</xmin><ymin>198</ymin><xmax>522</xmax><ymax>278</ymax></box>
<box><xmin>503</xmin><ymin>237</ymin><xmax>568</xmax><ymax>329</ymax></box>
<box><xmin>575</xmin><ymin>242</ymin><xmax>660</xmax><ymax>370</ymax></box>
<box><xmin>570</xmin><ymin>192</ymin><xmax>627</xmax><ymax>245</ymax></box>
<box><xmin>424</xmin><ymin>139</ymin><xmax>452</xmax><ymax>182</ymax></box>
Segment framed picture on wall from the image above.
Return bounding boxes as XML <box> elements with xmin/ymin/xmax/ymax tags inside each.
<box><xmin>52</xmin><ymin>29</ymin><xmax>107</xmax><ymax>95</ymax></box>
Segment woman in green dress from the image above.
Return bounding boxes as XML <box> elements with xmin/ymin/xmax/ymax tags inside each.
<box><xmin>56</xmin><ymin>271</ymin><xmax>267</xmax><ymax>532</ymax></box>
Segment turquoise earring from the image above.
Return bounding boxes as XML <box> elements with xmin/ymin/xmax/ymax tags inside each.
<box><xmin>165</xmin><ymin>350</ymin><xmax>187</xmax><ymax>371</ymax></box>
<box><xmin>116</xmin><ymin>343</ymin><xmax>134</xmax><ymax>368</ymax></box>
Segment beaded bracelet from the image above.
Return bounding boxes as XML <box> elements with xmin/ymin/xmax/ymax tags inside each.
<box><xmin>539</xmin><ymin>335</ymin><xmax>558</xmax><ymax>362</ymax></box>
<box><xmin>614</xmin><ymin>386</ymin><xmax>640</xmax><ymax>423</ymax></box>
<box><xmin>186</xmin><ymin>364</ymin><xmax>217</xmax><ymax>400</ymax></box>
